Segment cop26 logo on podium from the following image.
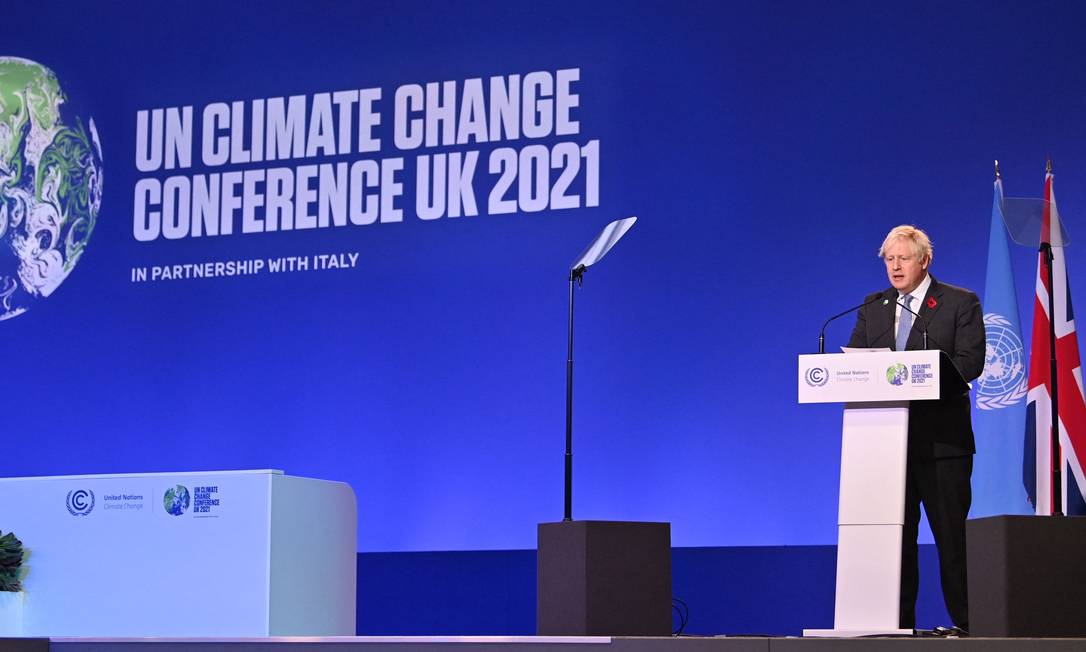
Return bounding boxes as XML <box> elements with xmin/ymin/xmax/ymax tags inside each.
<box><xmin>976</xmin><ymin>312</ymin><xmax>1027</xmax><ymax>409</ymax></box>
<box><xmin>0</xmin><ymin>57</ymin><xmax>103</xmax><ymax>321</ymax></box>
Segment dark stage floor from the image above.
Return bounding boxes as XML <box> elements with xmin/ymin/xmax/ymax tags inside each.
<box><xmin>1</xmin><ymin>635</ymin><xmax>1083</xmax><ymax>652</ymax></box>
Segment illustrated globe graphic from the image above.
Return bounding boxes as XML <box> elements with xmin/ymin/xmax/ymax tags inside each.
<box><xmin>163</xmin><ymin>485</ymin><xmax>191</xmax><ymax>516</ymax></box>
<box><xmin>887</xmin><ymin>363</ymin><xmax>908</xmax><ymax>386</ymax></box>
<box><xmin>0</xmin><ymin>57</ymin><xmax>103</xmax><ymax>321</ymax></box>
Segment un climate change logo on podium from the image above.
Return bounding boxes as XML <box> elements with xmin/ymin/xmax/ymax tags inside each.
<box><xmin>66</xmin><ymin>489</ymin><xmax>95</xmax><ymax>516</ymax></box>
<box><xmin>804</xmin><ymin>367</ymin><xmax>828</xmax><ymax>387</ymax></box>
<box><xmin>976</xmin><ymin>313</ymin><xmax>1027</xmax><ymax>410</ymax></box>
<box><xmin>163</xmin><ymin>485</ymin><xmax>190</xmax><ymax>516</ymax></box>
<box><xmin>886</xmin><ymin>363</ymin><xmax>909</xmax><ymax>386</ymax></box>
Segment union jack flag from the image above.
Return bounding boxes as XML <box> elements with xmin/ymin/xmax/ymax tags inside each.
<box><xmin>1024</xmin><ymin>170</ymin><xmax>1086</xmax><ymax>515</ymax></box>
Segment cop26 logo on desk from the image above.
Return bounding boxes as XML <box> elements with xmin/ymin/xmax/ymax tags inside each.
<box><xmin>0</xmin><ymin>57</ymin><xmax>103</xmax><ymax>321</ymax></box>
<box><xmin>976</xmin><ymin>313</ymin><xmax>1027</xmax><ymax>409</ymax></box>
<box><xmin>66</xmin><ymin>489</ymin><xmax>95</xmax><ymax>516</ymax></box>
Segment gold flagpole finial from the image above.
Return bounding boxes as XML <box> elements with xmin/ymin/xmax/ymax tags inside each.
<box><xmin>994</xmin><ymin>159</ymin><xmax>1001</xmax><ymax>179</ymax></box>
<box><xmin>1046</xmin><ymin>156</ymin><xmax>1053</xmax><ymax>174</ymax></box>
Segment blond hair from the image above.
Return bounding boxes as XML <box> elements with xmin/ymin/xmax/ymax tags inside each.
<box><xmin>878</xmin><ymin>225</ymin><xmax>933</xmax><ymax>263</ymax></box>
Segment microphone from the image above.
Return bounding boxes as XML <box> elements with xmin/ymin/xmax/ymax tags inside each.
<box><xmin>818</xmin><ymin>290</ymin><xmax>894</xmax><ymax>353</ymax></box>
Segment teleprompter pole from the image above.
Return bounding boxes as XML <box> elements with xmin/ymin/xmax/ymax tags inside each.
<box><xmin>564</xmin><ymin>265</ymin><xmax>585</xmax><ymax>521</ymax></box>
<box><xmin>557</xmin><ymin>217</ymin><xmax>636</xmax><ymax>522</ymax></box>
<box><xmin>1041</xmin><ymin>241</ymin><xmax>1064</xmax><ymax>516</ymax></box>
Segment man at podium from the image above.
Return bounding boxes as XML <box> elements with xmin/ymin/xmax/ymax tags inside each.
<box><xmin>846</xmin><ymin>225</ymin><xmax>985</xmax><ymax>634</ymax></box>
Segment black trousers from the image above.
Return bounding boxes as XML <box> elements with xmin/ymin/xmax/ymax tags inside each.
<box><xmin>899</xmin><ymin>455</ymin><xmax>973</xmax><ymax>630</ymax></box>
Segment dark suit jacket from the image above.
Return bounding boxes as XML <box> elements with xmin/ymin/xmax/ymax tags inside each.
<box><xmin>847</xmin><ymin>276</ymin><xmax>985</xmax><ymax>459</ymax></box>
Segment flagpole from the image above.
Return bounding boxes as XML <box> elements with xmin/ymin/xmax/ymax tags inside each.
<box><xmin>1043</xmin><ymin>158</ymin><xmax>1064</xmax><ymax>516</ymax></box>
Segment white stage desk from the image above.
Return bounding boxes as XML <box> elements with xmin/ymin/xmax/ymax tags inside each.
<box><xmin>0</xmin><ymin>469</ymin><xmax>356</xmax><ymax>636</ymax></box>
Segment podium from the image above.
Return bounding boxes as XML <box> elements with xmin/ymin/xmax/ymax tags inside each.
<box><xmin>797</xmin><ymin>351</ymin><xmax>967</xmax><ymax>637</ymax></box>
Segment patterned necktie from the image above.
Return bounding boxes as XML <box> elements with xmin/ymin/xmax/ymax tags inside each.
<box><xmin>896</xmin><ymin>295</ymin><xmax>913</xmax><ymax>351</ymax></box>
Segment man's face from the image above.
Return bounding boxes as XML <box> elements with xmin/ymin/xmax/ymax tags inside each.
<box><xmin>883</xmin><ymin>238</ymin><xmax>928</xmax><ymax>294</ymax></box>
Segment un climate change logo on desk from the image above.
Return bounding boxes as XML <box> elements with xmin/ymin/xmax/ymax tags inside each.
<box><xmin>66</xmin><ymin>489</ymin><xmax>94</xmax><ymax>516</ymax></box>
<box><xmin>804</xmin><ymin>367</ymin><xmax>828</xmax><ymax>387</ymax></box>
<box><xmin>886</xmin><ymin>363</ymin><xmax>908</xmax><ymax>386</ymax></box>
<box><xmin>163</xmin><ymin>485</ymin><xmax>190</xmax><ymax>516</ymax></box>
<box><xmin>976</xmin><ymin>313</ymin><xmax>1027</xmax><ymax>410</ymax></box>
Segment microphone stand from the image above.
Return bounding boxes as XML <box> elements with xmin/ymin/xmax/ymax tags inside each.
<box><xmin>818</xmin><ymin>294</ymin><xmax>889</xmax><ymax>353</ymax></box>
<box><xmin>896</xmin><ymin>299</ymin><xmax>929</xmax><ymax>351</ymax></box>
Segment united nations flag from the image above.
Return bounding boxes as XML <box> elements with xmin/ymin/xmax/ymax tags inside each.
<box><xmin>977</xmin><ymin>313</ymin><xmax>1027</xmax><ymax>409</ymax></box>
<box><xmin>972</xmin><ymin>175</ymin><xmax>1032</xmax><ymax>516</ymax></box>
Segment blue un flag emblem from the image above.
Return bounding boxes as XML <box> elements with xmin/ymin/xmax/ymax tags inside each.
<box><xmin>976</xmin><ymin>313</ymin><xmax>1027</xmax><ymax>410</ymax></box>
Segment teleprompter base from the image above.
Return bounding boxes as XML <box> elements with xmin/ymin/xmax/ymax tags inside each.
<box><xmin>967</xmin><ymin>515</ymin><xmax>1086</xmax><ymax>637</ymax></box>
<box><xmin>537</xmin><ymin>520</ymin><xmax>671</xmax><ymax>636</ymax></box>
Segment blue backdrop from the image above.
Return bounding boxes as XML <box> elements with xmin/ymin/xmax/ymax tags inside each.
<box><xmin>5</xmin><ymin>0</ymin><xmax>1086</xmax><ymax>553</ymax></box>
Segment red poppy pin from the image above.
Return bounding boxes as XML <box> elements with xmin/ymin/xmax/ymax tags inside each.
<box><xmin>927</xmin><ymin>297</ymin><xmax>938</xmax><ymax>309</ymax></box>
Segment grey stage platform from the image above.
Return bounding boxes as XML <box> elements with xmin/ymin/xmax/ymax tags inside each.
<box><xmin>3</xmin><ymin>636</ymin><xmax>1084</xmax><ymax>652</ymax></box>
